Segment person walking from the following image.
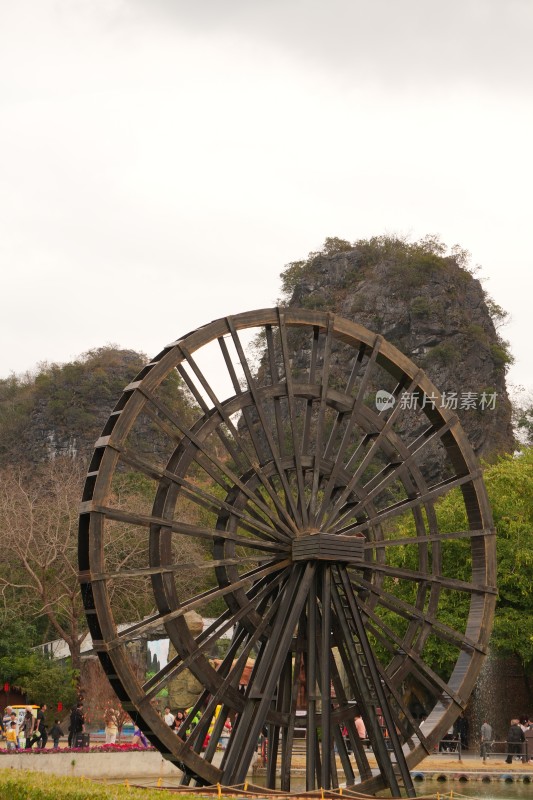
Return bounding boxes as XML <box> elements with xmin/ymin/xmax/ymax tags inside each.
<box><xmin>69</xmin><ymin>702</ymin><xmax>85</xmax><ymax>747</ymax></box>
<box><xmin>49</xmin><ymin>719</ymin><xmax>64</xmax><ymax>749</ymax></box>
<box><xmin>456</xmin><ymin>713</ymin><xmax>469</xmax><ymax>749</ymax></box>
<box><xmin>480</xmin><ymin>720</ymin><xmax>493</xmax><ymax>758</ymax></box>
<box><xmin>104</xmin><ymin>709</ymin><xmax>119</xmax><ymax>744</ymax></box>
<box><xmin>21</xmin><ymin>707</ymin><xmax>34</xmax><ymax>749</ymax></box>
<box><xmin>31</xmin><ymin>703</ymin><xmax>48</xmax><ymax>749</ymax></box>
<box><xmin>132</xmin><ymin>726</ymin><xmax>149</xmax><ymax>747</ymax></box>
<box><xmin>505</xmin><ymin>718</ymin><xmax>525</xmax><ymax>764</ymax></box>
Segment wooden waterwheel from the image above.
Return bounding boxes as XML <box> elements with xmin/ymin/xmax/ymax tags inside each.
<box><xmin>79</xmin><ymin>308</ymin><xmax>496</xmax><ymax>796</ymax></box>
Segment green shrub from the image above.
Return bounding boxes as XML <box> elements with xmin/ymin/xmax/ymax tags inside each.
<box><xmin>410</xmin><ymin>297</ymin><xmax>431</xmax><ymax>318</ymax></box>
<box><xmin>423</xmin><ymin>342</ymin><xmax>457</xmax><ymax>366</ymax></box>
<box><xmin>490</xmin><ymin>341</ymin><xmax>514</xmax><ymax>370</ymax></box>
<box><xmin>465</xmin><ymin>323</ymin><xmax>487</xmax><ymax>344</ymax></box>
<box><xmin>301</xmin><ymin>293</ymin><xmax>327</xmax><ymax>310</ymax></box>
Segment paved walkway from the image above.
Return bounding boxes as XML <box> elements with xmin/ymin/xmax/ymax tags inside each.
<box><xmin>420</xmin><ymin>747</ymin><xmax>531</xmax><ymax>775</ymax></box>
<box><xmin>253</xmin><ymin>748</ymin><xmax>533</xmax><ymax>789</ymax></box>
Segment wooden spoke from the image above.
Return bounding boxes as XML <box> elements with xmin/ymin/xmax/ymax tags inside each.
<box><xmin>325</xmin><ymin>421</ymin><xmax>454</xmax><ymax>533</ymax></box>
<box><xmin>138</xmin><ymin>388</ymin><xmax>295</xmax><ymax>539</ymax></box>
<box><xmin>142</xmin><ymin>568</ymin><xmax>290</xmax><ymax>699</ymax></box>
<box><xmin>178</xmin><ymin>338</ymin><xmax>300</xmax><ymax>535</ymax></box>
<box><xmin>90</xmin><ymin>505</ymin><xmax>289</xmax><ymax>553</ymax></box>
<box><xmin>365</xmin><ymin>528</ymin><xmax>491</xmax><ymax>549</ymax></box>
<box><xmin>316</xmin><ymin>335</ymin><xmax>382</xmax><ymax>528</ymax></box>
<box><xmin>353</xmin><ymin>579</ymin><xmax>486</xmax><ymax>655</ymax></box>
<box><xmin>80</xmin><ymin>308</ymin><xmax>496</xmax><ymax>796</ymax></box>
<box><xmin>354</xmin><ymin>560</ymin><xmax>496</xmax><ymax>596</ymax></box>
<box><xmin>276</xmin><ymin>312</ymin><xmax>309</xmax><ymax>526</ymax></box>
<box><xmin>91</xmin><ymin>554</ymin><xmax>276</xmax><ymax>582</ymax></box>
<box><xmin>107</xmin><ymin>560</ymin><xmax>290</xmax><ymax>647</ymax></box>
<box><xmin>333</xmin><ymin>472</ymin><xmax>477</xmax><ymax>536</ymax></box>
<box><xmin>309</xmin><ymin>317</ymin><xmax>334</xmax><ymax>520</ymax></box>
<box><xmin>225</xmin><ymin>317</ymin><xmax>302</xmax><ymax>526</ymax></box>
<box><xmin>323</xmin><ymin>341</ymin><xmax>367</xmax><ymax>462</ymax></box>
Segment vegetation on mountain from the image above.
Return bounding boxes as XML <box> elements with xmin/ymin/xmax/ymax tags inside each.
<box><xmin>0</xmin><ymin>347</ymin><xmax>147</xmax><ymax>467</ymax></box>
<box><xmin>279</xmin><ymin>234</ymin><xmax>515</xmax><ymax>472</ymax></box>
<box><xmin>281</xmin><ymin>234</ymin><xmax>513</xmax><ymax>375</ymax></box>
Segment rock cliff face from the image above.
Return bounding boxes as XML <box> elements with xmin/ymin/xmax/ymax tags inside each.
<box><xmin>0</xmin><ymin>346</ymin><xmax>193</xmax><ymax>468</ymax></box>
<box><xmin>279</xmin><ymin>237</ymin><xmax>514</xmax><ymax>474</ymax></box>
<box><xmin>0</xmin><ymin>347</ymin><xmax>147</xmax><ymax>467</ymax></box>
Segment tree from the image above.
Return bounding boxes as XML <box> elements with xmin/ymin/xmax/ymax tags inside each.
<box><xmin>0</xmin><ymin>616</ymin><xmax>77</xmax><ymax>715</ymax></box>
<box><xmin>386</xmin><ymin>447</ymin><xmax>533</xmax><ymax>679</ymax></box>
<box><xmin>483</xmin><ymin>448</ymin><xmax>533</xmax><ymax>671</ymax></box>
<box><xmin>82</xmin><ymin>655</ymin><xmax>141</xmax><ymax>739</ymax></box>
<box><xmin>512</xmin><ymin>389</ymin><xmax>533</xmax><ymax>446</ymax></box>
<box><xmin>0</xmin><ymin>458</ymin><xmax>87</xmax><ymax>673</ymax></box>
<box><xmin>0</xmin><ymin>456</ymin><xmax>211</xmax><ymax>686</ymax></box>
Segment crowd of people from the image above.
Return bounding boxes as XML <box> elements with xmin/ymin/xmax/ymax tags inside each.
<box><xmin>478</xmin><ymin>716</ymin><xmax>533</xmax><ymax>762</ymax></box>
<box><xmin>503</xmin><ymin>717</ymin><xmax>533</xmax><ymax>763</ymax></box>
<box><xmin>0</xmin><ymin>704</ymin><xmax>61</xmax><ymax>750</ymax></box>
<box><xmin>1</xmin><ymin>701</ymin><xmax>152</xmax><ymax>751</ymax></box>
<box><xmin>5</xmin><ymin>699</ymin><xmax>533</xmax><ymax>765</ymax></box>
<box><xmin>162</xmin><ymin>704</ymin><xmax>232</xmax><ymax>748</ymax></box>
<box><xmin>1</xmin><ymin>697</ymin><xmax>195</xmax><ymax>752</ymax></box>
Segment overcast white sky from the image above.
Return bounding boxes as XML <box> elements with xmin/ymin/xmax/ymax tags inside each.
<box><xmin>1</xmin><ymin>0</ymin><xmax>532</xmax><ymax>397</ymax></box>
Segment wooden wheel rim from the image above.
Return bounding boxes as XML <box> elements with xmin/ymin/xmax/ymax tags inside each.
<box><xmin>79</xmin><ymin>308</ymin><xmax>496</xmax><ymax>794</ymax></box>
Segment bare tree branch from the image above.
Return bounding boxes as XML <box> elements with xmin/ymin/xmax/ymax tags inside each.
<box><xmin>0</xmin><ymin>456</ymin><xmax>208</xmax><ymax>685</ymax></box>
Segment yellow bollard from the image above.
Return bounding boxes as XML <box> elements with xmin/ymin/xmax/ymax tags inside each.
<box><xmin>339</xmin><ymin>789</ymin><xmax>343</xmax><ymax>796</ymax></box>
<box><xmin>217</xmin><ymin>782</ymin><xmax>222</xmax><ymax>798</ymax></box>
<box><xmin>321</xmin><ymin>788</ymin><xmax>325</xmax><ymax>800</ymax></box>
<box><xmin>244</xmin><ymin>783</ymin><xmax>248</xmax><ymax>792</ymax></box>
<box><xmin>157</xmin><ymin>777</ymin><xmax>162</xmax><ymax>787</ymax></box>
<box><xmin>124</xmin><ymin>778</ymin><xmax>130</xmax><ymax>789</ymax></box>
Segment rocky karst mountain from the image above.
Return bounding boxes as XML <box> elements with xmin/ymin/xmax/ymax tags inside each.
<box><xmin>276</xmin><ymin>235</ymin><xmax>514</xmax><ymax>477</ymax></box>
<box><xmin>0</xmin><ymin>346</ymin><xmax>194</xmax><ymax>467</ymax></box>
<box><xmin>0</xmin><ymin>237</ymin><xmax>514</xmax><ymax>478</ymax></box>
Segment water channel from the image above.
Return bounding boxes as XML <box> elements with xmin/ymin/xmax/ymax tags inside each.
<box><xmin>124</xmin><ymin>774</ymin><xmax>533</xmax><ymax>799</ymax></box>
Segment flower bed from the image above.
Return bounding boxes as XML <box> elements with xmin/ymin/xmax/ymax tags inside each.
<box><xmin>0</xmin><ymin>743</ymin><xmax>156</xmax><ymax>754</ymax></box>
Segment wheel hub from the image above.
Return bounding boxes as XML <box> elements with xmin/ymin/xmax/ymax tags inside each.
<box><xmin>291</xmin><ymin>532</ymin><xmax>365</xmax><ymax>563</ymax></box>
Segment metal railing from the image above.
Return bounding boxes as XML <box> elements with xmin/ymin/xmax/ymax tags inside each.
<box><xmin>436</xmin><ymin>736</ymin><xmax>462</xmax><ymax>761</ymax></box>
<box><xmin>481</xmin><ymin>740</ymin><xmax>529</xmax><ymax>763</ymax></box>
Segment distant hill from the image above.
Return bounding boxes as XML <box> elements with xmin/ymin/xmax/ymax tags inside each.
<box><xmin>1</xmin><ymin>237</ymin><xmax>515</xmax><ymax>475</ymax></box>
<box><xmin>0</xmin><ymin>346</ymin><xmax>190</xmax><ymax>467</ymax></box>
<box><xmin>277</xmin><ymin>235</ymin><xmax>515</xmax><ymax>477</ymax></box>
